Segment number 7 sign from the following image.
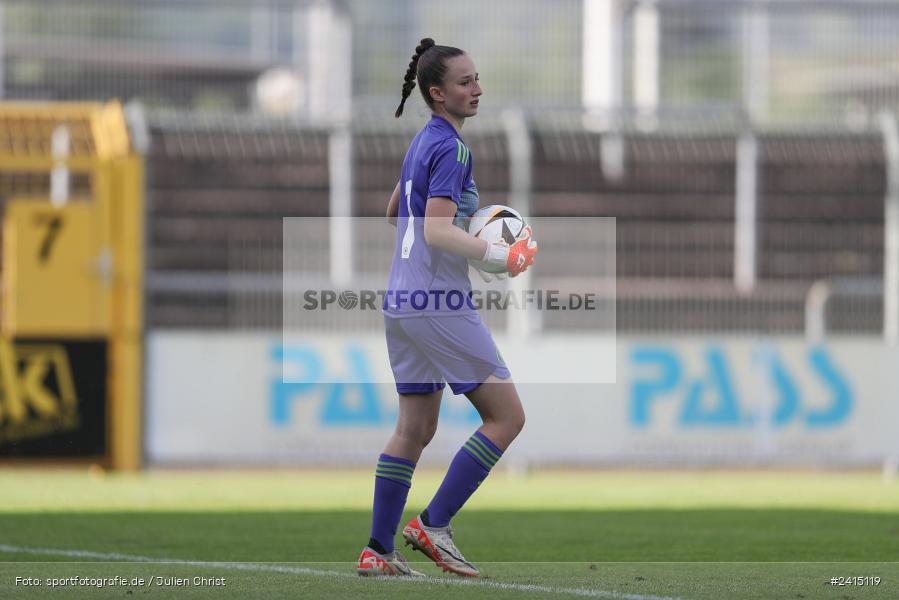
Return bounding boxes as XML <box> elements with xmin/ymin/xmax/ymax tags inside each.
<box><xmin>2</xmin><ymin>200</ymin><xmax>110</xmax><ymax>336</ymax></box>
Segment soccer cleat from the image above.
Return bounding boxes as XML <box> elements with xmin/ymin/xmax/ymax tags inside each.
<box><xmin>356</xmin><ymin>546</ymin><xmax>424</xmax><ymax>577</ymax></box>
<box><xmin>402</xmin><ymin>515</ymin><xmax>480</xmax><ymax>577</ymax></box>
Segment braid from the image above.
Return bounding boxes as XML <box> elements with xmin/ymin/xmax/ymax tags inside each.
<box><xmin>395</xmin><ymin>38</ymin><xmax>435</xmax><ymax>118</ymax></box>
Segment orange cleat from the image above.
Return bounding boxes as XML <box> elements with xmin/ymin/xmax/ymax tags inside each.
<box><xmin>402</xmin><ymin>515</ymin><xmax>479</xmax><ymax>577</ymax></box>
<box><xmin>356</xmin><ymin>546</ymin><xmax>424</xmax><ymax>577</ymax></box>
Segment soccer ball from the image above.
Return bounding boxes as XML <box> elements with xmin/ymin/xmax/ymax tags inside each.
<box><xmin>255</xmin><ymin>67</ymin><xmax>304</xmax><ymax>116</ymax></box>
<box><xmin>467</xmin><ymin>205</ymin><xmax>532</xmax><ymax>274</ymax></box>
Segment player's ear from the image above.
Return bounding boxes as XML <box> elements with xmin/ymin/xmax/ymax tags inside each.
<box><xmin>429</xmin><ymin>85</ymin><xmax>445</xmax><ymax>104</ymax></box>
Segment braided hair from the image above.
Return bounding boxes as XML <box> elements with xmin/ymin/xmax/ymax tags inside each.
<box><xmin>395</xmin><ymin>38</ymin><xmax>465</xmax><ymax>118</ymax></box>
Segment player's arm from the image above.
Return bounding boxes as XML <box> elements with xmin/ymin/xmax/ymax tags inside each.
<box><xmin>423</xmin><ymin>197</ymin><xmax>488</xmax><ymax>259</ymax></box>
<box><xmin>424</xmin><ymin>198</ymin><xmax>537</xmax><ymax>276</ymax></box>
<box><xmin>386</xmin><ymin>181</ymin><xmax>400</xmax><ymax>227</ymax></box>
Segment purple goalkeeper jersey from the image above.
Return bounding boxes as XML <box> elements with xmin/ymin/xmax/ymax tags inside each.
<box><xmin>384</xmin><ymin>115</ymin><xmax>477</xmax><ymax>318</ymax></box>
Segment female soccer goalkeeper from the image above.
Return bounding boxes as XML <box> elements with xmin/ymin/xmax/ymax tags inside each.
<box><xmin>356</xmin><ymin>38</ymin><xmax>538</xmax><ymax>578</ymax></box>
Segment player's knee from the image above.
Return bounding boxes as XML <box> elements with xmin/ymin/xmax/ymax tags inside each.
<box><xmin>509</xmin><ymin>408</ymin><xmax>525</xmax><ymax>438</ymax></box>
<box><xmin>395</xmin><ymin>422</ymin><xmax>437</xmax><ymax>450</ymax></box>
<box><xmin>487</xmin><ymin>407</ymin><xmax>525</xmax><ymax>440</ymax></box>
<box><xmin>421</xmin><ymin>420</ymin><xmax>439</xmax><ymax>446</ymax></box>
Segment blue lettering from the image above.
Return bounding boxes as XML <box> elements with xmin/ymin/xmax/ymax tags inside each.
<box><xmin>630</xmin><ymin>347</ymin><xmax>681</xmax><ymax>427</ymax></box>
<box><xmin>446</xmin><ymin>290</ymin><xmax>464</xmax><ymax>310</ymax></box>
<box><xmin>746</xmin><ymin>345</ymin><xmax>800</xmax><ymax>427</ymax></box>
<box><xmin>630</xmin><ymin>343</ymin><xmax>855</xmax><ymax>430</ymax></box>
<box><xmin>805</xmin><ymin>346</ymin><xmax>853</xmax><ymax>427</ymax></box>
<box><xmin>271</xmin><ymin>344</ymin><xmax>481</xmax><ymax>428</ymax></box>
<box><xmin>395</xmin><ymin>289</ymin><xmax>408</xmax><ymax>308</ymax></box>
<box><xmin>320</xmin><ymin>346</ymin><xmax>382</xmax><ymax>425</ymax></box>
<box><xmin>410</xmin><ymin>290</ymin><xmax>428</xmax><ymax>310</ymax></box>
<box><xmin>431</xmin><ymin>290</ymin><xmax>445</xmax><ymax>310</ymax></box>
<box><xmin>769</xmin><ymin>351</ymin><xmax>800</xmax><ymax>426</ymax></box>
<box><xmin>679</xmin><ymin>346</ymin><xmax>741</xmax><ymax>427</ymax></box>
<box><xmin>270</xmin><ymin>345</ymin><xmax>321</xmax><ymax>426</ymax></box>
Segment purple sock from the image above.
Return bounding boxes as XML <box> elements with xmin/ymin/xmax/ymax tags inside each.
<box><xmin>425</xmin><ymin>431</ymin><xmax>503</xmax><ymax>528</ymax></box>
<box><xmin>369</xmin><ymin>454</ymin><xmax>416</xmax><ymax>554</ymax></box>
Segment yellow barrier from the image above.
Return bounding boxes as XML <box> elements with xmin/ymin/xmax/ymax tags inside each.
<box><xmin>0</xmin><ymin>101</ymin><xmax>143</xmax><ymax>471</ymax></box>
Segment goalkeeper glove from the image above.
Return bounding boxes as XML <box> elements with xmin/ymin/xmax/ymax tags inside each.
<box><xmin>480</xmin><ymin>231</ymin><xmax>538</xmax><ymax>278</ymax></box>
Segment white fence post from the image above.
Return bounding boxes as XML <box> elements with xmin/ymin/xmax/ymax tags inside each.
<box><xmin>307</xmin><ymin>0</ymin><xmax>352</xmax><ymax>123</ymax></box>
<box><xmin>50</xmin><ymin>125</ymin><xmax>71</xmax><ymax>208</ymax></box>
<box><xmin>633</xmin><ymin>0</ymin><xmax>660</xmax><ymax>122</ymax></box>
<box><xmin>742</xmin><ymin>2</ymin><xmax>769</xmax><ymax>124</ymax></box>
<box><xmin>734</xmin><ymin>130</ymin><xmax>758</xmax><ymax>293</ymax></box>
<box><xmin>582</xmin><ymin>0</ymin><xmax>623</xmax><ymax>125</ymax></box>
<box><xmin>329</xmin><ymin>124</ymin><xmax>353</xmax><ymax>287</ymax></box>
<box><xmin>879</xmin><ymin>111</ymin><xmax>899</xmax><ymax>346</ymax></box>
<box><xmin>503</xmin><ymin>107</ymin><xmax>538</xmax><ymax>337</ymax></box>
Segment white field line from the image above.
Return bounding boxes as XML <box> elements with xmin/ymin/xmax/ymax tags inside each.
<box><xmin>0</xmin><ymin>544</ymin><xmax>684</xmax><ymax>600</ymax></box>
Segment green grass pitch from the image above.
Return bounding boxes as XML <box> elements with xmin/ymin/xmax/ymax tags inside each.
<box><xmin>0</xmin><ymin>469</ymin><xmax>897</xmax><ymax>599</ymax></box>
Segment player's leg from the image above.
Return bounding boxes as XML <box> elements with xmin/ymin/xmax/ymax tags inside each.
<box><xmin>359</xmin><ymin>389</ymin><xmax>441</xmax><ymax>576</ymax></box>
<box><xmin>399</xmin><ymin>314</ymin><xmax>518</xmax><ymax>576</ymax></box>
<box><xmin>419</xmin><ymin>314</ymin><xmax>523</xmax><ymax>525</ymax></box>
<box><xmin>464</xmin><ymin>374</ymin><xmax>526</xmax><ymax>450</ymax></box>
<box><xmin>360</xmin><ymin>316</ymin><xmax>444</xmax><ymax>576</ymax></box>
<box><xmin>423</xmin><ymin>374</ymin><xmax>523</xmax><ymax>527</ymax></box>
<box><xmin>402</xmin><ymin>376</ymin><xmax>521</xmax><ymax>577</ymax></box>
<box><xmin>383</xmin><ymin>389</ymin><xmax>442</xmax><ymax>462</ymax></box>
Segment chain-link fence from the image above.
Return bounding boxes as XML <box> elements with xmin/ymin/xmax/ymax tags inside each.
<box><xmin>1</xmin><ymin>0</ymin><xmax>897</xmax><ymax>336</ymax></box>
<box><xmin>5</xmin><ymin>0</ymin><xmax>899</xmax><ymax>122</ymax></box>
<box><xmin>141</xmin><ymin>111</ymin><xmax>889</xmax><ymax>335</ymax></box>
<box><xmin>637</xmin><ymin>0</ymin><xmax>899</xmax><ymax>125</ymax></box>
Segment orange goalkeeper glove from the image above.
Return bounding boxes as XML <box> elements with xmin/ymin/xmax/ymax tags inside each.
<box><xmin>480</xmin><ymin>228</ymin><xmax>538</xmax><ymax>278</ymax></box>
<box><xmin>505</xmin><ymin>235</ymin><xmax>538</xmax><ymax>277</ymax></box>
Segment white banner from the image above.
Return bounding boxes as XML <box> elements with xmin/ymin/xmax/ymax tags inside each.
<box><xmin>146</xmin><ymin>332</ymin><xmax>899</xmax><ymax>466</ymax></box>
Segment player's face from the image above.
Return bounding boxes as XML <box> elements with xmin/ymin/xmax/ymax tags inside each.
<box><xmin>433</xmin><ymin>54</ymin><xmax>481</xmax><ymax>118</ymax></box>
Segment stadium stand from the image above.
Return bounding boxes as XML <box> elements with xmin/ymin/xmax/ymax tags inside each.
<box><xmin>140</xmin><ymin>119</ymin><xmax>886</xmax><ymax>333</ymax></box>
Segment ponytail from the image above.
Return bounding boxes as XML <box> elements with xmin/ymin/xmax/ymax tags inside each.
<box><xmin>395</xmin><ymin>38</ymin><xmax>436</xmax><ymax>118</ymax></box>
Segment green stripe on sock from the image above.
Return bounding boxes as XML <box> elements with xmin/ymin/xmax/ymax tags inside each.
<box><xmin>377</xmin><ymin>461</ymin><xmax>414</xmax><ymax>475</ymax></box>
<box><xmin>377</xmin><ymin>463</ymin><xmax>413</xmax><ymax>473</ymax></box>
<box><xmin>376</xmin><ymin>465</ymin><xmax>414</xmax><ymax>478</ymax></box>
<box><xmin>468</xmin><ymin>435</ymin><xmax>500</xmax><ymax>463</ymax></box>
<box><xmin>376</xmin><ymin>469</ymin><xmax>411</xmax><ymax>480</ymax></box>
<box><xmin>463</xmin><ymin>441</ymin><xmax>495</xmax><ymax>468</ymax></box>
<box><xmin>376</xmin><ymin>469</ymin><xmax>412</xmax><ymax>483</ymax></box>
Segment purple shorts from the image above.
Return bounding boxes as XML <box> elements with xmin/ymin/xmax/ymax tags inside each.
<box><xmin>384</xmin><ymin>313</ymin><xmax>511</xmax><ymax>395</ymax></box>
